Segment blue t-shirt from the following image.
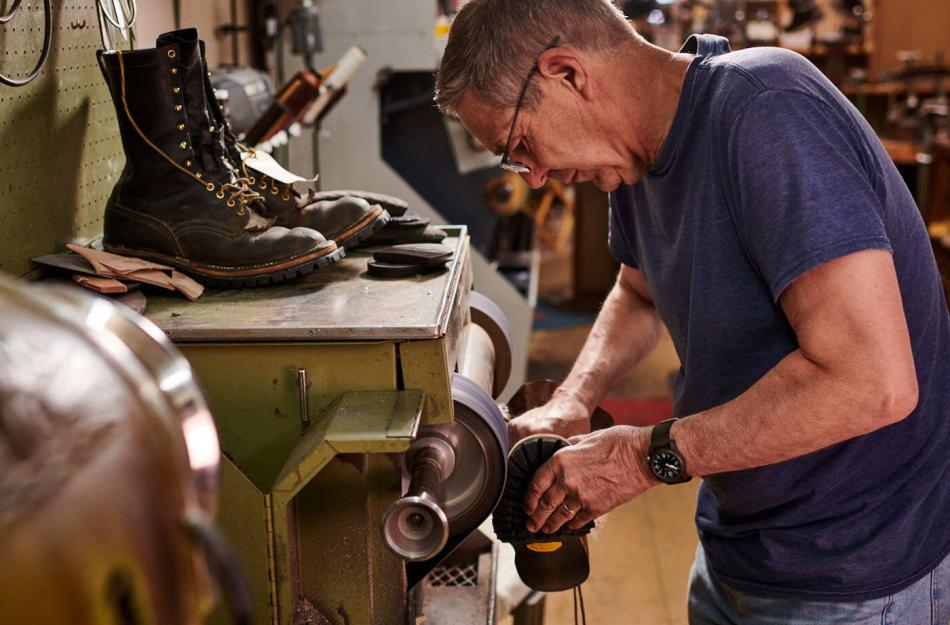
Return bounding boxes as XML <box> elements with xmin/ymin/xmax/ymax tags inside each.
<box><xmin>609</xmin><ymin>34</ymin><xmax>950</xmax><ymax>600</ymax></box>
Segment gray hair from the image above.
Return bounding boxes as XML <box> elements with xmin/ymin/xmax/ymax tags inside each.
<box><xmin>435</xmin><ymin>0</ymin><xmax>635</xmax><ymax>117</ymax></box>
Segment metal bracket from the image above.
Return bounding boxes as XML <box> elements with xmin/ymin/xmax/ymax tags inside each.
<box><xmin>297</xmin><ymin>368</ymin><xmax>310</xmax><ymax>427</ymax></box>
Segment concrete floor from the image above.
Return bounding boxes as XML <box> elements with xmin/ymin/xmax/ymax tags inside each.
<box><xmin>523</xmin><ymin>324</ymin><xmax>699</xmax><ymax>625</ymax></box>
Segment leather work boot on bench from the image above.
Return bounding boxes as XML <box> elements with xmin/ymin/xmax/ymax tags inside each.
<box><xmin>97</xmin><ymin>30</ymin><xmax>342</xmax><ymax>287</ymax></box>
<box><xmin>188</xmin><ymin>36</ymin><xmax>392</xmax><ymax>250</ymax></box>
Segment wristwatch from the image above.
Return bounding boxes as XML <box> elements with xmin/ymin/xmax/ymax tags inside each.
<box><xmin>648</xmin><ymin>418</ymin><xmax>691</xmax><ymax>484</ymax></box>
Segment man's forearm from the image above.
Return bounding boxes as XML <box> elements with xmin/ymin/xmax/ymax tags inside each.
<box><xmin>673</xmin><ymin>348</ymin><xmax>917</xmax><ymax>476</ymax></box>
<box><xmin>557</xmin><ymin>275</ymin><xmax>664</xmax><ymax>413</ymax></box>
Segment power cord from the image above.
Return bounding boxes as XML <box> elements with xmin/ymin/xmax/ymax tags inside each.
<box><xmin>0</xmin><ymin>0</ymin><xmax>52</xmax><ymax>87</ymax></box>
<box><xmin>573</xmin><ymin>585</ymin><xmax>587</xmax><ymax>625</ymax></box>
<box><xmin>184</xmin><ymin>514</ymin><xmax>254</xmax><ymax>625</ymax></box>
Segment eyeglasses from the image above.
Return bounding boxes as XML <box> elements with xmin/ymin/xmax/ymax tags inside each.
<box><xmin>500</xmin><ymin>36</ymin><xmax>561</xmax><ymax>175</ymax></box>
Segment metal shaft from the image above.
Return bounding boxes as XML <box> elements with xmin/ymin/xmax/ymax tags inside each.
<box><xmin>406</xmin><ymin>448</ymin><xmax>446</xmax><ymax>500</ymax></box>
<box><xmin>381</xmin><ymin>441</ymin><xmax>455</xmax><ymax>561</ymax></box>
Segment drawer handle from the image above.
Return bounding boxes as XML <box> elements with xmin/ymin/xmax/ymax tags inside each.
<box><xmin>297</xmin><ymin>368</ymin><xmax>310</xmax><ymax>427</ymax></box>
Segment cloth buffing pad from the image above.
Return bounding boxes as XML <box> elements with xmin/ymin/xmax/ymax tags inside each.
<box><xmin>493</xmin><ymin>434</ymin><xmax>594</xmax><ymax>591</ymax></box>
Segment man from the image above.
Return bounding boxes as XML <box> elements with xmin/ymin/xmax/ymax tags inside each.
<box><xmin>435</xmin><ymin>1</ymin><xmax>950</xmax><ymax>623</ymax></box>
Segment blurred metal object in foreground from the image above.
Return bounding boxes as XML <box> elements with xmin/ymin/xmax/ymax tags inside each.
<box><xmin>0</xmin><ymin>277</ymin><xmax>247</xmax><ymax>625</ymax></box>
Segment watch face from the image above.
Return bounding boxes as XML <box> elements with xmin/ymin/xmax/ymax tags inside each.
<box><xmin>650</xmin><ymin>449</ymin><xmax>684</xmax><ymax>482</ymax></box>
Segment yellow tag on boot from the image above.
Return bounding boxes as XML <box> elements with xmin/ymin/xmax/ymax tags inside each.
<box><xmin>526</xmin><ymin>541</ymin><xmax>563</xmax><ymax>553</ymax></box>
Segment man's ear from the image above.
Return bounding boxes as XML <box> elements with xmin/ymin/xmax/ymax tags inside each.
<box><xmin>537</xmin><ymin>49</ymin><xmax>592</xmax><ymax>100</ymax></box>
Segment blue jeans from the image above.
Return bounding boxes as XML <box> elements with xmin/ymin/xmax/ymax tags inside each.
<box><xmin>688</xmin><ymin>544</ymin><xmax>950</xmax><ymax>625</ymax></box>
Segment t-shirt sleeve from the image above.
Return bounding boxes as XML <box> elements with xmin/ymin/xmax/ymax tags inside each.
<box><xmin>608</xmin><ymin>192</ymin><xmax>640</xmax><ymax>268</ymax></box>
<box><xmin>725</xmin><ymin>89</ymin><xmax>892</xmax><ymax>302</ymax></box>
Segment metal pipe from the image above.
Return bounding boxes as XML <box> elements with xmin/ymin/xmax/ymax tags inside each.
<box><xmin>230</xmin><ymin>0</ymin><xmax>239</xmax><ymax>65</ymax></box>
<box><xmin>458</xmin><ymin>323</ymin><xmax>495</xmax><ymax>398</ymax></box>
<box><xmin>468</xmin><ymin>291</ymin><xmax>514</xmax><ymax>398</ymax></box>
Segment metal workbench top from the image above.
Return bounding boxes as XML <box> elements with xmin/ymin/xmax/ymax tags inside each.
<box><xmin>146</xmin><ymin>227</ymin><xmax>469</xmax><ymax>342</ymax></box>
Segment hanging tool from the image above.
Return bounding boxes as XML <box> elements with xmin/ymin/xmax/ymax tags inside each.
<box><xmin>0</xmin><ymin>0</ymin><xmax>52</xmax><ymax>87</ymax></box>
<box><xmin>96</xmin><ymin>0</ymin><xmax>136</xmax><ymax>50</ymax></box>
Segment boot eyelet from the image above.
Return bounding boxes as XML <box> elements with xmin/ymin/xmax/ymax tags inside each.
<box><xmin>216</xmin><ymin>189</ymin><xmax>225</xmax><ymax>199</ymax></box>
<box><xmin>177</xmin><ymin>123</ymin><xmax>186</xmax><ymax>131</ymax></box>
<box><xmin>237</xmin><ymin>206</ymin><xmax>246</xmax><ymax>216</ymax></box>
<box><xmin>185</xmin><ymin>159</ymin><xmax>193</xmax><ymax>168</ymax></box>
<box><xmin>259</xmin><ymin>182</ymin><xmax>267</xmax><ymax>190</ymax></box>
<box><xmin>205</xmin><ymin>182</ymin><xmax>215</xmax><ymax>192</ymax></box>
<box><xmin>248</xmin><ymin>177</ymin><xmax>256</xmax><ymax>185</ymax></box>
<box><xmin>172</xmin><ymin>87</ymin><xmax>181</xmax><ymax>95</ymax></box>
<box><xmin>174</xmin><ymin>104</ymin><xmax>183</xmax><ymax>112</ymax></box>
<box><xmin>270</xmin><ymin>186</ymin><xmax>279</xmax><ymax>195</ymax></box>
<box><xmin>282</xmin><ymin>192</ymin><xmax>291</xmax><ymax>201</ymax></box>
<box><xmin>195</xmin><ymin>172</ymin><xmax>203</xmax><ymax>179</ymax></box>
<box><xmin>170</xmin><ymin>67</ymin><xmax>178</xmax><ymax>75</ymax></box>
<box><xmin>179</xmin><ymin>141</ymin><xmax>188</xmax><ymax>150</ymax></box>
<box><xmin>167</xmin><ymin>49</ymin><xmax>176</xmax><ymax>59</ymax></box>
<box><xmin>227</xmin><ymin>199</ymin><xmax>236</xmax><ymax>208</ymax></box>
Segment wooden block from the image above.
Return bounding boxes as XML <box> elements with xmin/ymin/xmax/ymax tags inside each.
<box><xmin>72</xmin><ymin>274</ymin><xmax>128</xmax><ymax>294</ymax></box>
<box><xmin>126</xmin><ymin>269</ymin><xmax>175</xmax><ymax>291</ymax></box>
<box><xmin>170</xmin><ymin>270</ymin><xmax>204</xmax><ymax>301</ymax></box>
<box><xmin>66</xmin><ymin>244</ymin><xmax>172</xmax><ymax>275</ymax></box>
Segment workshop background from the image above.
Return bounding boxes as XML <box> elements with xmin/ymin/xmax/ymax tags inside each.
<box><xmin>0</xmin><ymin>1</ymin><xmax>947</xmax><ymax>625</ymax></box>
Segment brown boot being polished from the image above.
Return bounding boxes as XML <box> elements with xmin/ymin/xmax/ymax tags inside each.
<box><xmin>97</xmin><ymin>29</ymin><xmax>342</xmax><ymax>288</ymax></box>
<box><xmin>193</xmin><ymin>36</ymin><xmax>392</xmax><ymax>249</ymax></box>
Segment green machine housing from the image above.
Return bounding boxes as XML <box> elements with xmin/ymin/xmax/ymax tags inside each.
<box><xmin>147</xmin><ymin>227</ymin><xmax>513</xmax><ymax>625</ymax></box>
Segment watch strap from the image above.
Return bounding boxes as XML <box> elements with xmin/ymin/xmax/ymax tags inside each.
<box><xmin>648</xmin><ymin>418</ymin><xmax>691</xmax><ymax>484</ymax></box>
<box><xmin>650</xmin><ymin>418</ymin><xmax>676</xmax><ymax>452</ymax></box>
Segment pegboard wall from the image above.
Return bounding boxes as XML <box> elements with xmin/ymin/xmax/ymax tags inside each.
<box><xmin>0</xmin><ymin>0</ymin><xmax>129</xmax><ymax>276</ymax></box>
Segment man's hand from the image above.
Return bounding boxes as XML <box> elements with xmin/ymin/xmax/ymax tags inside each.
<box><xmin>507</xmin><ymin>392</ymin><xmax>591</xmax><ymax>447</ymax></box>
<box><xmin>523</xmin><ymin>425</ymin><xmax>658</xmax><ymax>534</ymax></box>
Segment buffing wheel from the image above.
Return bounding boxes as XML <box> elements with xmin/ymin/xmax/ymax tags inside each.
<box><xmin>421</xmin><ymin>374</ymin><xmax>508</xmax><ymax>538</ymax></box>
<box><xmin>398</xmin><ymin>374</ymin><xmax>510</xmax><ymax>585</ymax></box>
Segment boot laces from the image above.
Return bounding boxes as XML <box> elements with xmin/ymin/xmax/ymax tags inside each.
<box><xmin>218</xmin><ymin>180</ymin><xmax>264</xmax><ymax>213</ymax></box>
<box><xmin>230</xmin><ymin>140</ymin><xmax>298</xmax><ymax>206</ymax></box>
<box><xmin>200</xmin><ymin>130</ymin><xmax>270</xmax><ymax>218</ymax></box>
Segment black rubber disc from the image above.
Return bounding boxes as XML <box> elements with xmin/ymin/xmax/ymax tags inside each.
<box><xmin>372</xmin><ymin>243</ymin><xmax>453</xmax><ymax>268</ymax></box>
<box><xmin>493</xmin><ymin>434</ymin><xmax>593</xmax><ymax>591</ymax></box>
<box><xmin>367</xmin><ymin>260</ymin><xmax>447</xmax><ymax>279</ymax></box>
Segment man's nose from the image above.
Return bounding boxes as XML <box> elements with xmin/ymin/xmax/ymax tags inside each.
<box><xmin>521</xmin><ymin>165</ymin><xmax>549</xmax><ymax>189</ymax></box>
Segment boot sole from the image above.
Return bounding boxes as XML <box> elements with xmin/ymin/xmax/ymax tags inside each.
<box><xmin>104</xmin><ymin>242</ymin><xmax>345</xmax><ymax>289</ymax></box>
<box><xmin>334</xmin><ymin>207</ymin><xmax>391</xmax><ymax>250</ymax></box>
